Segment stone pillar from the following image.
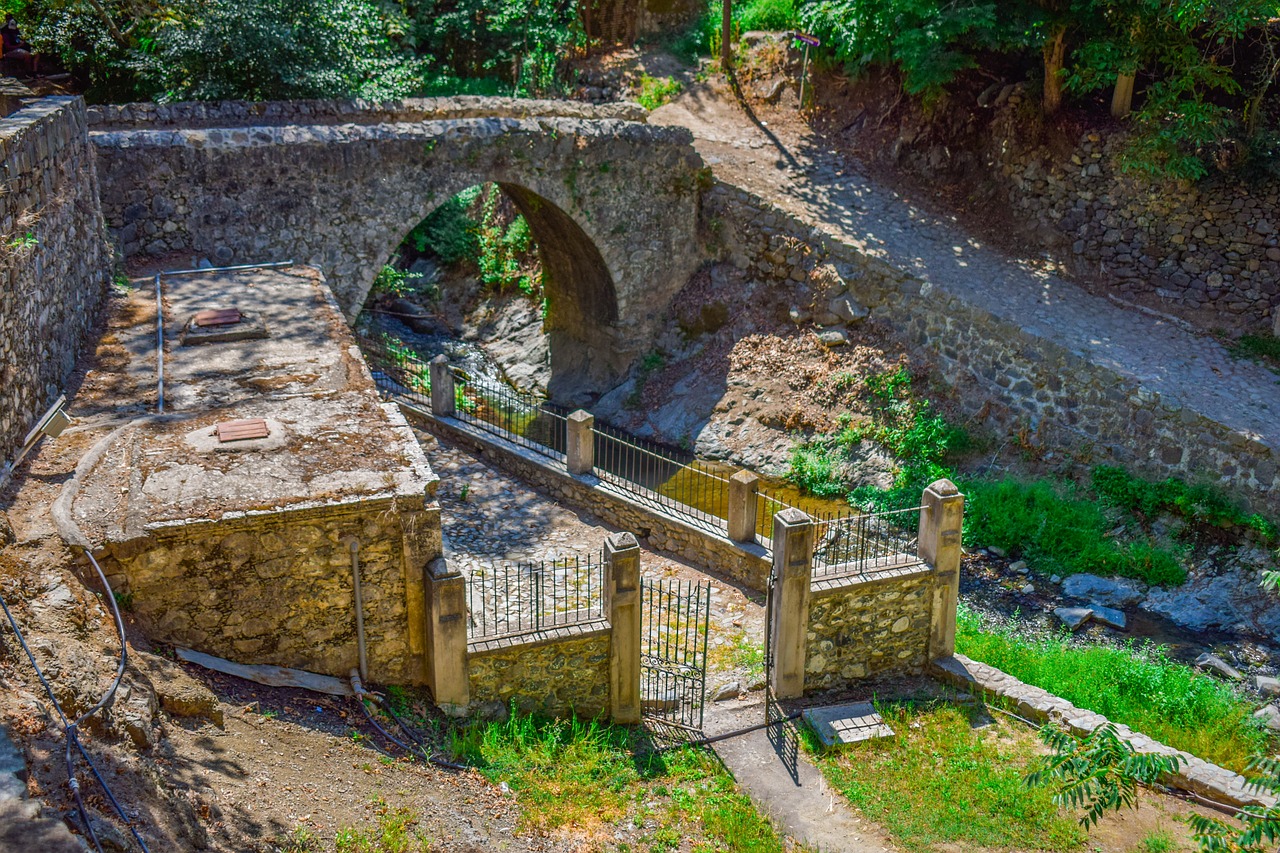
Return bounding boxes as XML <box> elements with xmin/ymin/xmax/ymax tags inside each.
<box><xmin>918</xmin><ymin>479</ymin><xmax>965</xmax><ymax>660</ymax></box>
<box><xmin>605</xmin><ymin>532</ymin><xmax>641</xmax><ymax>724</ymax></box>
<box><xmin>566</xmin><ymin>410</ymin><xmax>595</xmax><ymax>475</ymax></box>
<box><xmin>770</xmin><ymin>508</ymin><xmax>813</xmax><ymax>700</ymax></box>
<box><xmin>424</xmin><ymin>556</ymin><xmax>469</xmax><ymax>713</ymax></box>
<box><xmin>727</xmin><ymin>470</ymin><xmax>760</xmax><ymax>543</ymax></box>
<box><xmin>429</xmin><ymin>355</ymin><xmax>455</xmax><ymax>418</ymax></box>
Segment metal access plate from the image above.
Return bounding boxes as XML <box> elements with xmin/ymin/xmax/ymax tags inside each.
<box><xmin>803</xmin><ymin>702</ymin><xmax>895</xmax><ymax>748</ymax></box>
<box><xmin>193</xmin><ymin>308</ymin><xmax>243</xmax><ymax>327</ymax></box>
<box><xmin>215</xmin><ymin>418</ymin><xmax>271</xmax><ymax>443</ymax></box>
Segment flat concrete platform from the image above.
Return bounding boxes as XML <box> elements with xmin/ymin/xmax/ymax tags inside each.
<box><xmin>72</xmin><ymin>265</ymin><xmax>436</xmax><ymax>544</ymax></box>
<box><xmin>803</xmin><ymin>702</ymin><xmax>895</xmax><ymax>749</ymax></box>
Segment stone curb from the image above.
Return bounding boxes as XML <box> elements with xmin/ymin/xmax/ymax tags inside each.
<box><xmin>932</xmin><ymin>654</ymin><xmax>1276</xmax><ymax>810</ymax></box>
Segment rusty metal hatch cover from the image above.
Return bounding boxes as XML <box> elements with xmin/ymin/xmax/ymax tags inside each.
<box><xmin>193</xmin><ymin>308</ymin><xmax>243</xmax><ymax>328</ymax></box>
<box><xmin>215</xmin><ymin>418</ymin><xmax>270</xmax><ymax>443</ymax></box>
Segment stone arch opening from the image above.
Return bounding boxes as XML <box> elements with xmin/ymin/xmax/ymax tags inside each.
<box><xmin>356</xmin><ymin>182</ymin><xmax>621</xmax><ymax>403</ymax></box>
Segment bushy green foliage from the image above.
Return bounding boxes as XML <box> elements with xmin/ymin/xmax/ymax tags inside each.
<box><xmin>1025</xmin><ymin>722</ymin><xmax>1184</xmax><ymax>828</ymax></box>
<box><xmin>635</xmin><ymin>74</ymin><xmax>682</xmax><ymax>110</ymax></box>
<box><xmin>409</xmin><ymin>185</ymin><xmax>539</xmax><ymax>296</ymax></box>
<box><xmin>800</xmin><ymin>0</ymin><xmax>1028</xmax><ymax>100</ymax></box>
<box><xmin>964</xmin><ymin>477</ymin><xmax>1187</xmax><ymax>586</ymax></box>
<box><xmin>1190</xmin><ymin>755</ymin><xmax>1280</xmax><ymax>851</ymax></box>
<box><xmin>1091</xmin><ymin>465</ymin><xmax>1276</xmax><ymax>541</ymax></box>
<box><xmin>371</xmin><ymin>265</ymin><xmax>424</xmax><ymax>299</ymax></box>
<box><xmin>145</xmin><ymin>0</ymin><xmax>425</xmax><ymax>102</ymax></box>
<box><xmin>957</xmin><ymin>605</ymin><xmax>1268</xmax><ymax>771</ymax></box>
<box><xmin>679</xmin><ymin>0</ymin><xmax>800</xmax><ymax>59</ymax></box>
<box><xmin>411</xmin><ymin>186</ymin><xmax>482</xmax><ymax>263</ymax></box>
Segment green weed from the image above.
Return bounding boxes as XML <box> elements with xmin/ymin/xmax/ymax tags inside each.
<box><xmin>805</xmin><ymin>701</ymin><xmax>1084</xmax><ymax>852</ymax></box>
<box><xmin>112</xmin><ymin>590</ymin><xmax>135</xmax><ymax>613</ymax></box>
<box><xmin>957</xmin><ymin>604</ymin><xmax>1267</xmax><ymax>772</ymax></box>
<box><xmin>1137</xmin><ymin>827</ymin><xmax>1177</xmax><ymax>853</ymax></box>
<box><xmin>1091</xmin><ymin>465</ymin><xmax>1276</xmax><ymax>542</ymax></box>
<box><xmin>371</xmin><ymin>264</ymin><xmax>427</xmax><ymax>300</ymax></box>
<box><xmin>6</xmin><ymin>231</ymin><xmax>36</xmax><ymax>252</ymax></box>
<box><xmin>334</xmin><ymin>805</ymin><xmax>431</xmax><ymax>853</ymax></box>
<box><xmin>636</xmin><ymin>75</ymin><xmax>682</xmax><ymax>110</ymax></box>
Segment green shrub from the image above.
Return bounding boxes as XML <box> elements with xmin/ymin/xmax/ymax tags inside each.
<box><xmin>636</xmin><ymin>75</ymin><xmax>683</xmax><ymax>110</ymax></box>
<box><xmin>411</xmin><ymin>186</ymin><xmax>482</xmax><ymax>264</ymax></box>
<box><xmin>963</xmin><ymin>477</ymin><xmax>1186</xmax><ymax>586</ymax></box>
<box><xmin>957</xmin><ymin>605</ymin><xmax>1267</xmax><ymax>771</ymax></box>
<box><xmin>1091</xmin><ymin>465</ymin><xmax>1276</xmax><ymax>542</ymax></box>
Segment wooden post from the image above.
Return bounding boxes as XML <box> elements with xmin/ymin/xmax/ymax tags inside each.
<box><xmin>918</xmin><ymin>479</ymin><xmax>965</xmax><ymax>660</ymax></box>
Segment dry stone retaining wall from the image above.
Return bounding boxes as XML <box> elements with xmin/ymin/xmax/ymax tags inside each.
<box><xmin>706</xmin><ymin>181</ymin><xmax>1280</xmax><ymax>516</ymax></box>
<box><xmin>106</xmin><ymin>494</ymin><xmax>441</xmax><ymax>686</ymax></box>
<box><xmin>468</xmin><ymin>628</ymin><xmax>612</xmax><ymax>718</ymax></box>
<box><xmin>0</xmin><ymin>97</ymin><xmax>110</xmax><ymax>472</ymax></box>
<box><xmin>806</xmin><ymin>568</ymin><xmax>934</xmax><ymax>691</ymax></box>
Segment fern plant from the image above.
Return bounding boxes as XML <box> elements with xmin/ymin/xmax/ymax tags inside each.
<box><xmin>1025</xmin><ymin>723</ymin><xmax>1184</xmax><ymax>828</ymax></box>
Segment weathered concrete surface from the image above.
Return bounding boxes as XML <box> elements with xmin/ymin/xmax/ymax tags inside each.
<box><xmin>0</xmin><ymin>97</ymin><xmax>110</xmax><ymax>474</ymax></box>
<box><xmin>933</xmin><ymin>653</ymin><xmax>1275</xmax><ymax>810</ymax></box>
<box><xmin>71</xmin><ymin>266</ymin><xmax>442</xmax><ymax>684</ymax></box>
<box><xmin>706</xmin><ymin>701</ymin><xmax>895</xmax><ymax>852</ymax></box>
<box><xmin>90</xmin><ymin>98</ymin><xmax>706</xmax><ymax>398</ymax></box>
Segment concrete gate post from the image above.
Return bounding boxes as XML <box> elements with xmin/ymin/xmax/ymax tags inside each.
<box><xmin>918</xmin><ymin>479</ymin><xmax>965</xmax><ymax>660</ymax></box>
<box><xmin>566</xmin><ymin>410</ymin><xmax>595</xmax><ymax>475</ymax></box>
<box><xmin>770</xmin><ymin>508</ymin><xmax>814</xmax><ymax>700</ymax></box>
<box><xmin>429</xmin><ymin>355</ymin><xmax>455</xmax><ymax>418</ymax></box>
<box><xmin>605</xmin><ymin>532</ymin><xmax>641</xmax><ymax>724</ymax></box>
<box><xmin>424</xmin><ymin>556</ymin><xmax>469</xmax><ymax>713</ymax></box>
<box><xmin>727</xmin><ymin>470</ymin><xmax>760</xmax><ymax>543</ymax></box>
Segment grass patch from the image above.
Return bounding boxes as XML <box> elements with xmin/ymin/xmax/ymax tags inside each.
<box><xmin>957</xmin><ymin>605</ymin><xmax>1267</xmax><ymax>772</ymax></box>
<box><xmin>636</xmin><ymin>75</ymin><xmax>683</xmax><ymax>110</ymax></box>
<box><xmin>1232</xmin><ymin>333</ymin><xmax>1280</xmax><ymax>367</ymax></box>
<box><xmin>804</xmin><ymin>700</ymin><xmax>1085</xmax><ymax>852</ymax></box>
<box><xmin>449</xmin><ymin>711</ymin><xmax>786</xmax><ymax>850</ymax></box>
<box><xmin>707</xmin><ymin>630</ymin><xmax>766</xmax><ymax>682</ymax></box>
<box><xmin>335</xmin><ymin>803</ymin><xmax>431</xmax><ymax>852</ymax></box>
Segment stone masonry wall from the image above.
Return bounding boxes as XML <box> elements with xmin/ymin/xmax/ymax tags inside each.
<box><xmin>107</xmin><ymin>494</ymin><xmax>441</xmax><ymax>685</ymax></box>
<box><xmin>402</xmin><ymin>406</ymin><xmax>774</xmax><ymax>591</ymax></box>
<box><xmin>805</xmin><ymin>567</ymin><xmax>934</xmax><ymax>692</ymax></box>
<box><xmin>888</xmin><ymin>83</ymin><xmax>1280</xmax><ymax>333</ymax></box>
<box><xmin>0</xmin><ymin>97</ymin><xmax>110</xmax><ymax>472</ymax></box>
<box><xmin>468</xmin><ymin>628</ymin><xmax>611</xmax><ymax>718</ymax></box>
<box><xmin>705</xmin><ymin>181</ymin><xmax>1280</xmax><ymax>517</ymax></box>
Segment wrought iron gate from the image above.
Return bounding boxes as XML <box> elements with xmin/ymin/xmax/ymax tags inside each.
<box><xmin>640</xmin><ymin>577</ymin><xmax>711</xmax><ymax>735</ymax></box>
<box><xmin>763</xmin><ymin>564</ymin><xmax>779</xmax><ymax>724</ymax></box>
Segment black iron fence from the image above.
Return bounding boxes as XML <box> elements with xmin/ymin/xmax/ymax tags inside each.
<box><xmin>641</xmin><ymin>577</ymin><xmax>711</xmax><ymax>735</ymax></box>
<box><xmin>451</xmin><ymin>368</ymin><xmax>568</xmax><ymax>463</ymax></box>
<box><xmin>810</xmin><ymin>505</ymin><xmax>923</xmax><ymax>580</ymax></box>
<box><xmin>465</xmin><ymin>552</ymin><xmax>606</xmax><ymax>642</ymax></box>
<box><xmin>592</xmin><ymin>422</ymin><xmax>731</xmax><ymax>537</ymax></box>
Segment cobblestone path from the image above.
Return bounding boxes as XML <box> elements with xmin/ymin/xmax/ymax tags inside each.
<box><xmin>652</xmin><ymin>84</ymin><xmax>1280</xmax><ymax>449</ymax></box>
<box><xmin>415</xmin><ymin>428</ymin><xmax>768</xmax><ymax>692</ymax></box>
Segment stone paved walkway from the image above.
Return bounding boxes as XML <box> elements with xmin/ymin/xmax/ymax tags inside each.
<box><xmin>652</xmin><ymin>84</ymin><xmax>1280</xmax><ymax>449</ymax></box>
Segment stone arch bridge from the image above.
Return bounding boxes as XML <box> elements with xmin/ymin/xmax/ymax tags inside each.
<box><xmin>89</xmin><ymin>98</ymin><xmax>707</xmax><ymax>399</ymax></box>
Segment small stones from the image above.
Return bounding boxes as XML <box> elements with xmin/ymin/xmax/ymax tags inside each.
<box><xmin>1009</xmin><ymin>560</ymin><xmax>1028</xmax><ymax>574</ymax></box>
<box><xmin>1196</xmin><ymin>653</ymin><xmax>1244</xmax><ymax>682</ymax></box>
<box><xmin>988</xmin><ymin>546</ymin><xmax>1008</xmax><ymax>559</ymax></box>
<box><xmin>1049</xmin><ymin>574</ymin><xmax>1062</xmax><ymax>584</ymax></box>
<box><xmin>1019</xmin><ymin>583</ymin><xmax>1035</xmax><ymax>595</ymax></box>
<box><xmin>711</xmin><ymin>681</ymin><xmax>742</xmax><ymax>702</ymax></box>
<box><xmin>817</xmin><ymin>329</ymin><xmax>849</xmax><ymax>347</ymax></box>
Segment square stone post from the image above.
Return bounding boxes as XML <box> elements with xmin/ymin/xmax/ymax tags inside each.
<box><xmin>727</xmin><ymin>470</ymin><xmax>760</xmax><ymax>543</ymax></box>
<box><xmin>566</xmin><ymin>410</ymin><xmax>595</xmax><ymax>475</ymax></box>
<box><xmin>424</xmin><ymin>556</ymin><xmax>469</xmax><ymax>713</ymax></box>
<box><xmin>605</xmin><ymin>532</ymin><xmax>641</xmax><ymax>724</ymax></box>
<box><xmin>429</xmin><ymin>355</ymin><xmax>455</xmax><ymax>418</ymax></box>
<box><xmin>918</xmin><ymin>479</ymin><xmax>965</xmax><ymax>660</ymax></box>
<box><xmin>770</xmin><ymin>508</ymin><xmax>814</xmax><ymax>700</ymax></box>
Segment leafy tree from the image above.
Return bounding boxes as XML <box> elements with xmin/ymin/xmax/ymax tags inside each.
<box><xmin>144</xmin><ymin>0</ymin><xmax>425</xmax><ymax>102</ymax></box>
<box><xmin>1025</xmin><ymin>722</ymin><xmax>1185</xmax><ymax>828</ymax></box>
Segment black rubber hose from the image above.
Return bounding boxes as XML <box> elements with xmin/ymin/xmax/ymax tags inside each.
<box><xmin>379</xmin><ymin>701</ymin><xmax>469</xmax><ymax>771</ymax></box>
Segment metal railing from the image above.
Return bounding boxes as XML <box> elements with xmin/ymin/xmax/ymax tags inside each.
<box><xmin>592</xmin><ymin>421</ymin><xmax>731</xmax><ymax>536</ymax></box>
<box><xmin>360</xmin><ymin>334</ymin><xmax>434</xmax><ymax>406</ymax></box>
<box><xmin>465</xmin><ymin>552</ymin><xmax>606</xmax><ymax>642</ymax></box>
<box><xmin>451</xmin><ymin>368</ymin><xmax>568</xmax><ymax>463</ymax></box>
<box><xmin>810</xmin><ymin>505</ymin><xmax>924</xmax><ymax>580</ymax></box>
<box><xmin>754</xmin><ymin>484</ymin><xmax>801</xmax><ymax>547</ymax></box>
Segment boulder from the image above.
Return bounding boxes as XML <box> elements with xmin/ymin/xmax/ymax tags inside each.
<box><xmin>1010</xmin><ymin>560</ymin><xmax>1028</xmax><ymax>574</ymax></box>
<box><xmin>828</xmin><ymin>295</ymin><xmax>869</xmax><ymax>324</ymax></box>
<box><xmin>1196</xmin><ymin>652</ymin><xmax>1244</xmax><ymax>682</ymax></box>
<box><xmin>711</xmin><ymin>681</ymin><xmax>742</xmax><ymax>702</ymax></box>
<box><xmin>817</xmin><ymin>330</ymin><xmax>848</xmax><ymax>347</ymax></box>
<box><xmin>1062</xmin><ymin>574</ymin><xmax>1145</xmax><ymax>608</ymax></box>
<box><xmin>1256</xmin><ymin>675</ymin><xmax>1280</xmax><ymax>698</ymax></box>
<box><xmin>1254</xmin><ymin>704</ymin><xmax>1280</xmax><ymax>732</ymax></box>
<box><xmin>1054</xmin><ymin>607</ymin><xmax>1093</xmax><ymax>631</ymax></box>
<box><xmin>134</xmin><ymin>653</ymin><xmax>224</xmax><ymax>727</ymax></box>
<box><xmin>1020</xmin><ymin>583</ymin><xmax>1035</xmax><ymax>595</ymax></box>
<box><xmin>1089</xmin><ymin>604</ymin><xmax>1127</xmax><ymax>630</ymax></box>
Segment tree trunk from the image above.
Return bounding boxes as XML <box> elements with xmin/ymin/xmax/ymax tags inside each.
<box><xmin>1042</xmin><ymin>23</ymin><xmax>1066</xmax><ymax>115</ymax></box>
<box><xmin>721</xmin><ymin>0</ymin><xmax>732</xmax><ymax>70</ymax></box>
<box><xmin>1111</xmin><ymin>71</ymin><xmax>1135</xmax><ymax>118</ymax></box>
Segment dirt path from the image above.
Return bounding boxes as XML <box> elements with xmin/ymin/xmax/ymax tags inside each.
<box><xmin>650</xmin><ymin>76</ymin><xmax>1280</xmax><ymax>450</ymax></box>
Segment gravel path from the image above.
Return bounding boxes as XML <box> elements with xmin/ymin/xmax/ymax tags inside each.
<box><xmin>651</xmin><ymin>81</ymin><xmax>1280</xmax><ymax>448</ymax></box>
